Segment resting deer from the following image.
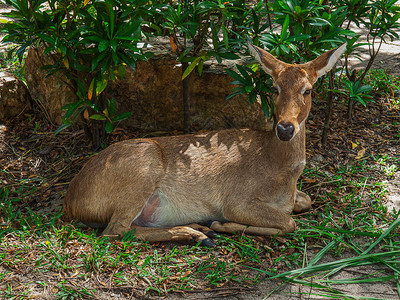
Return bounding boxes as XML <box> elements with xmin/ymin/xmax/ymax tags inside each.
<box><xmin>63</xmin><ymin>43</ymin><xmax>346</xmax><ymax>246</ymax></box>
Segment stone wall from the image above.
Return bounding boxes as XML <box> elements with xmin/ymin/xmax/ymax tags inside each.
<box><xmin>22</xmin><ymin>43</ymin><xmax>269</xmax><ymax>132</ymax></box>
<box><xmin>24</xmin><ymin>47</ymin><xmax>77</xmax><ymax>124</ymax></box>
<box><xmin>110</xmin><ymin>58</ymin><xmax>268</xmax><ymax>131</ymax></box>
<box><xmin>0</xmin><ymin>71</ymin><xmax>32</xmax><ymax>119</ymax></box>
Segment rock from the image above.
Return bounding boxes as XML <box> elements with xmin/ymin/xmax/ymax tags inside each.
<box><xmin>312</xmin><ymin>154</ymin><xmax>324</xmax><ymax>162</ymax></box>
<box><xmin>24</xmin><ymin>41</ymin><xmax>269</xmax><ymax>131</ymax></box>
<box><xmin>0</xmin><ymin>71</ymin><xmax>32</xmax><ymax>119</ymax></box>
<box><xmin>24</xmin><ymin>47</ymin><xmax>77</xmax><ymax>124</ymax></box>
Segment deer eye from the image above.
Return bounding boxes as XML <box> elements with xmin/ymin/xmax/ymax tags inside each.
<box><xmin>304</xmin><ymin>89</ymin><xmax>312</xmax><ymax>95</ymax></box>
<box><xmin>273</xmin><ymin>87</ymin><xmax>279</xmax><ymax>94</ymax></box>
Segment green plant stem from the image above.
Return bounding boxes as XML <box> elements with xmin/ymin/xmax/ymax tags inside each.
<box><xmin>358</xmin><ymin>36</ymin><xmax>383</xmax><ymax>84</ymax></box>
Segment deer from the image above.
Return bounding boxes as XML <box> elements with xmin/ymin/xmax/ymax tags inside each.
<box><xmin>63</xmin><ymin>43</ymin><xmax>346</xmax><ymax>247</ymax></box>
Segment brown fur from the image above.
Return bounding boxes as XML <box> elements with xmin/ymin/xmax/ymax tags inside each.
<box><xmin>63</xmin><ymin>44</ymin><xmax>346</xmax><ymax>245</ymax></box>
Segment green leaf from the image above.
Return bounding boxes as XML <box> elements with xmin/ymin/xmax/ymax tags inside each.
<box><xmin>218</xmin><ymin>52</ymin><xmax>240</xmax><ymax>60</ymax></box>
<box><xmin>260</xmin><ymin>96</ymin><xmax>271</xmax><ymax>118</ymax></box>
<box><xmin>90</xmin><ymin>114</ymin><xmax>107</xmax><ymax>120</ymax></box>
<box><xmin>197</xmin><ymin>60</ymin><xmax>204</xmax><ymax>76</ymax></box>
<box><xmin>109</xmin><ymin>6</ymin><xmax>115</xmax><ymax>37</ymax></box>
<box><xmin>37</xmin><ymin>33</ymin><xmax>55</xmax><ymax>45</ymax></box>
<box><xmin>105</xmin><ymin>121</ymin><xmax>114</xmax><ymax>133</ymax></box>
<box><xmin>225</xmin><ymin>90</ymin><xmax>243</xmax><ymax>101</ymax></box>
<box><xmin>236</xmin><ymin>65</ymin><xmax>252</xmax><ymax>85</ymax></box>
<box><xmin>112</xmin><ymin>111</ymin><xmax>132</xmax><ymax>122</ymax></box>
<box><xmin>98</xmin><ymin>40</ymin><xmax>109</xmax><ymax>52</ymax></box>
<box><xmin>182</xmin><ymin>57</ymin><xmax>202</xmax><ymax>80</ymax></box>
<box><xmin>96</xmin><ymin>78</ymin><xmax>108</xmax><ymax>96</ymax></box>
<box><xmin>222</xmin><ymin>25</ymin><xmax>229</xmax><ymax>49</ymax></box>
<box><xmin>310</xmin><ymin>17</ymin><xmax>331</xmax><ymax>27</ymax></box>
<box><xmin>54</xmin><ymin>123</ymin><xmax>70</xmax><ymax>135</ymax></box>
<box><xmin>225</xmin><ymin>69</ymin><xmax>247</xmax><ymax>85</ymax></box>
<box><xmin>63</xmin><ymin>101</ymin><xmax>84</xmax><ymax>120</ymax></box>
<box><xmin>249</xmin><ymin>92</ymin><xmax>256</xmax><ymax>105</ymax></box>
<box><xmin>110</xmin><ymin>40</ymin><xmax>117</xmax><ymax>52</ymax></box>
<box><xmin>245</xmin><ymin>85</ymin><xmax>253</xmax><ymax>93</ymax></box>
<box><xmin>88</xmin><ymin>78</ymin><xmax>95</xmax><ymax>100</ymax></box>
<box><xmin>280</xmin><ymin>15</ymin><xmax>290</xmax><ymax>41</ymax></box>
<box><xmin>286</xmin><ymin>35</ymin><xmax>312</xmax><ymax>42</ymax></box>
<box><xmin>107</xmin><ymin>98</ymin><xmax>117</xmax><ymax>117</ymax></box>
<box><xmin>118</xmin><ymin>52</ymin><xmax>136</xmax><ymax>69</ymax></box>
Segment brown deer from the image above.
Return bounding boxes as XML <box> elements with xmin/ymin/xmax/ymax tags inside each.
<box><xmin>63</xmin><ymin>43</ymin><xmax>346</xmax><ymax>246</ymax></box>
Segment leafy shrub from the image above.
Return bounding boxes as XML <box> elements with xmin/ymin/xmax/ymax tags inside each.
<box><xmin>2</xmin><ymin>0</ymin><xmax>150</xmax><ymax>147</ymax></box>
<box><xmin>1</xmin><ymin>0</ymin><xmax>399</xmax><ymax>144</ymax></box>
<box><xmin>225</xmin><ymin>0</ymin><xmax>400</xmax><ymax>138</ymax></box>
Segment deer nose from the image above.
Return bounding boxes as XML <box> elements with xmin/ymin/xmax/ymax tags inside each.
<box><xmin>276</xmin><ymin>122</ymin><xmax>295</xmax><ymax>141</ymax></box>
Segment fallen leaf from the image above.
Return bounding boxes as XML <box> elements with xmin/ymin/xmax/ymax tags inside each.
<box><xmin>99</xmin><ymin>280</ymin><xmax>107</xmax><ymax>287</ymax></box>
<box><xmin>355</xmin><ymin>147</ymin><xmax>366</xmax><ymax>160</ymax></box>
<box><xmin>71</xmin><ymin>270</ymin><xmax>79</xmax><ymax>278</ymax></box>
<box><xmin>182</xmin><ymin>270</ymin><xmax>191</xmax><ymax>277</ymax></box>
<box><xmin>350</xmin><ymin>141</ymin><xmax>358</xmax><ymax>149</ymax></box>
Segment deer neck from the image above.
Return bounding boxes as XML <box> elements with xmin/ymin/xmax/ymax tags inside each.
<box><xmin>266</xmin><ymin>120</ymin><xmax>306</xmax><ymax>164</ymax></box>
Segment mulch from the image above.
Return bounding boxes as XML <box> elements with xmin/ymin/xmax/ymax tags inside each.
<box><xmin>0</xmin><ymin>92</ymin><xmax>399</xmax><ymax>218</ymax></box>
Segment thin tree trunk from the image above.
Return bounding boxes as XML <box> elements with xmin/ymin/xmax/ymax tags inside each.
<box><xmin>90</xmin><ymin>93</ymin><xmax>106</xmax><ymax>149</ymax></box>
<box><xmin>322</xmin><ymin>69</ymin><xmax>335</xmax><ymax>146</ymax></box>
<box><xmin>347</xmin><ymin>99</ymin><xmax>354</xmax><ymax>122</ymax></box>
<box><xmin>264</xmin><ymin>0</ymin><xmax>273</xmax><ymax>31</ymax></box>
<box><xmin>182</xmin><ymin>62</ymin><xmax>191</xmax><ymax>133</ymax></box>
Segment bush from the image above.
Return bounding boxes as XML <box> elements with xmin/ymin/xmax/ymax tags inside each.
<box><xmin>225</xmin><ymin>0</ymin><xmax>400</xmax><ymax>141</ymax></box>
<box><xmin>1</xmin><ymin>0</ymin><xmax>399</xmax><ymax>145</ymax></box>
<box><xmin>2</xmin><ymin>0</ymin><xmax>150</xmax><ymax>147</ymax></box>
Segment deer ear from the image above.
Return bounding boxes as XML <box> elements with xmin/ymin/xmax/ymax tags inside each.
<box><xmin>248</xmin><ymin>43</ymin><xmax>286</xmax><ymax>79</ymax></box>
<box><xmin>304</xmin><ymin>43</ymin><xmax>347</xmax><ymax>81</ymax></box>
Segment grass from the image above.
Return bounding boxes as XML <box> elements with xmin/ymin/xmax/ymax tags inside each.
<box><xmin>1</xmin><ymin>150</ymin><xmax>399</xmax><ymax>298</ymax></box>
<box><xmin>0</xmin><ymin>185</ymin><xmax>268</xmax><ymax>296</ymax></box>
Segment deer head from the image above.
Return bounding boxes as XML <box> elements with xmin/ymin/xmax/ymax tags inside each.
<box><xmin>249</xmin><ymin>43</ymin><xmax>346</xmax><ymax>141</ymax></box>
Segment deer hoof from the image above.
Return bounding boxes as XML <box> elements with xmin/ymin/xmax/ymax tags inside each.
<box><xmin>200</xmin><ymin>238</ymin><xmax>215</xmax><ymax>247</ymax></box>
<box><xmin>294</xmin><ymin>190</ymin><xmax>312</xmax><ymax>213</ymax></box>
<box><xmin>288</xmin><ymin>218</ymin><xmax>296</xmax><ymax>233</ymax></box>
<box><xmin>205</xmin><ymin>230</ymin><xmax>218</xmax><ymax>238</ymax></box>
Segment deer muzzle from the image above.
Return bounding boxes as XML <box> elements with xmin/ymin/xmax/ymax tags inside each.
<box><xmin>276</xmin><ymin>122</ymin><xmax>295</xmax><ymax>141</ymax></box>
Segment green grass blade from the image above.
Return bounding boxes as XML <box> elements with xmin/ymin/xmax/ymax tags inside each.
<box><xmin>309</xmin><ymin>236</ymin><xmax>344</xmax><ymax>266</ymax></box>
<box><xmin>319</xmin><ymin>275</ymin><xmax>395</xmax><ymax>284</ymax></box>
<box><xmin>258</xmin><ymin>250</ymin><xmax>400</xmax><ymax>280</ymax></box>
<box><xmin>364</xmin><ymin>217</ymin><xmax>400</xmax><ymax>254</ymax></box>
<box><xmin>326</xmin><ymin>217</ymin><xmax>400</xmax><ymax>277</ymax></box>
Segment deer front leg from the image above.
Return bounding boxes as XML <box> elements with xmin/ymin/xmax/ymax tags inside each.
<box><xmin>102</xmin><ymin>219</ymin><xmax>215</xmax><ymax>246</ymax></box>
<box><xmin>210</xmin><ymin>221</ymin><xmax>290</xmax><ymax>236</ymax></box>
<box><xmin>293</xmin><ymin>190</ymin><xmax>312</xmax><ymax>213</ymax></box>
<box><xmin>131</xmin><ymin>224</ymin><xmax>215</xmax><ymax>247</ymax></box>
<box><xmin>217</xmin><ymin>198</ymin><xmax>296</xmax><ymax>235</ymax></box>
